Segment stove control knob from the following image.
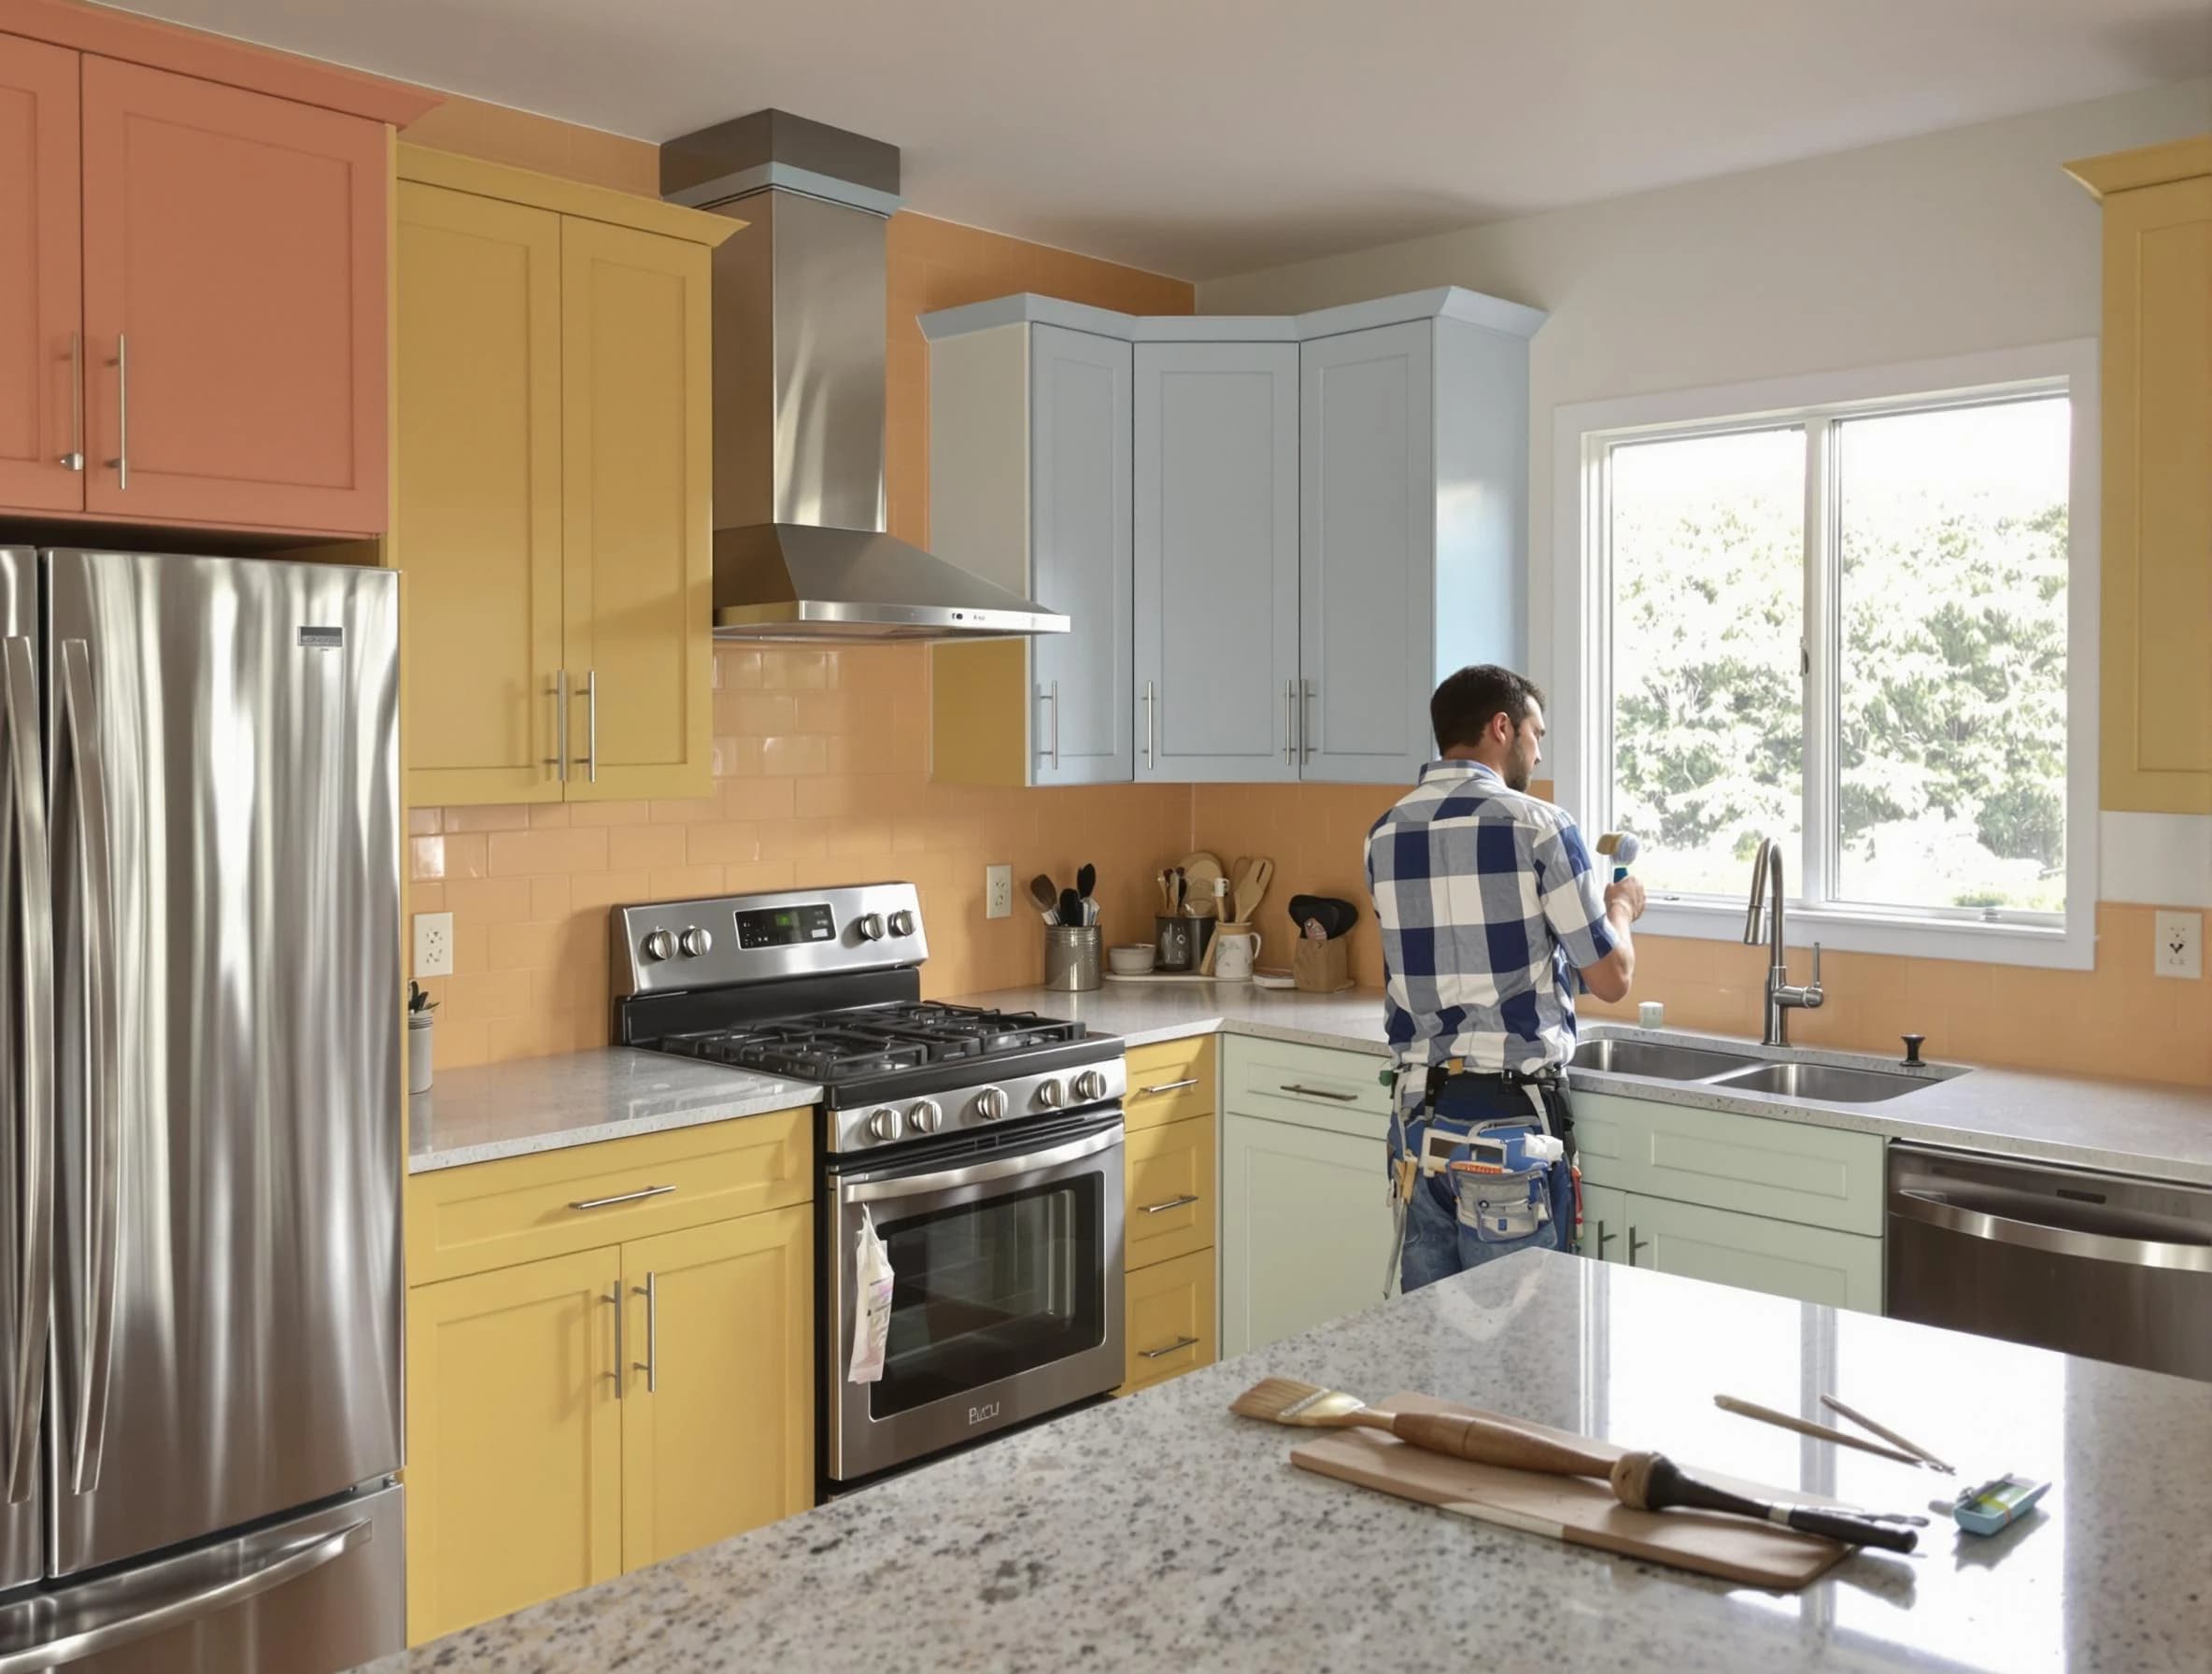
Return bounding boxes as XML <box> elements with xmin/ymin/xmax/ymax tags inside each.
<box><xmin>888</xmin><ymin>909</ymin><xmax>917</xmax><ymax>938</ymax></box>
<box><xmin>678</xmin><ymin>926</ymin><xmax>714</xmax><ymax>958</ymax></box>
<box><xmin>642</xmin><ymin>929</ymin><xmax>675</xmax><ymax>962</ymax></box>
<box><xmin>972</xmin><ymin>1087</ymin><xmax>1008</xmax><ymax>1123</ymax></box>
<box><xmin>906</xmin><ymin>1099</ymin><xmax>942</xmax><ymax>1136</ymax></box>
<box><xmin>867</xmin><ymin>1107</ymin><xmax>902</xmax><ymax>1143</ymax></box>
<box><xmin>1073</xmin><ymin>1069</ymin><xmax>1109</xmax><ymax>1103</ymax></box>
<box><xmin>1033</xmin><ymin>1079</ymin><xmax>1063</xmax><ymax>1111</ymax></box>
<box><xmin>856</xmin><ymin>913</ymin><xmax>886</xmax><ymax>943</ymax></box>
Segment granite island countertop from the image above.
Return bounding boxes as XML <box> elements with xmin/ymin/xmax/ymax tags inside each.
<box><xmin>407</xmin><ymin>1048</ymin><xmax>820</xmax><ymax>1173</ymax></box>
<box><xmin>363</xmin><ymin>1250</ymin><xmax>2212</xmax><ymax>1673</ymax></box>
<box><xmin>955</xmin><ymin>983</ymin><xmax>2212</xmax><ymax>1185</ymax></box>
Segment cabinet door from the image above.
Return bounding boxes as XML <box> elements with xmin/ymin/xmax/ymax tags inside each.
<box><xmin>1299</xmin><ymin>321</ymin><xmax>1434</xmax><ymax>784</ymax></box>
<box><xmin>1623</xmin><ymin>1193</ymin><xmax>1882</xmax><ymax>1312</ymax></box>
<box><xmin>1575</xmin><ymin>1182</ymin><xmax>1629</xmax><ymax>1263</ymax></box>
<box><xmin>2099</xmin><ymin>173</ymin><xmax>2212</xmax><ymax>813</ymax></box>
<box><xmin>1134</xmin><ymin>341</ymin><xmax>1298</xmax><ymax>782</ymax></box>
<box><xmin>560</xmin><ymin>217</ymin><xmax>714</xmax><ymax>802</ymax></box>
<box><xmin>0</xmin><ymin>35</ymin><xmax>82</xmax><ymax>514</ymax></box>
<box><xmin>404</xmin><ymin>1247</ymin><xmax>623</xmax><ymax>1645</ymax></box>
<box><xmin>1118</xmin><ymin>1247</ymin><xmax>1216</xmax><ymax>1396</ymax></box>
<box><xmin>79</xmin><ymin>55</ymin><xmax>385</xmax><ymax>532</ymax></box>
<box><xmin>396</xmin><ymin>181</ymin><xmax>565</xmax><ymax>806</ymax></box>
<box><xmin>1029</xmin><ymin>323</ymin><xmax>1133</xmax><ymax>786</ymax></box>
<box><xmin>1220</xmin><ymin>1112</ymin><xmax>1397</xmax><ymax>1357</ymax></box>
<box><xmin>620</xmin><ymin>1205</ymin><xmax>813</xmax><ymax>1571</ymax></box>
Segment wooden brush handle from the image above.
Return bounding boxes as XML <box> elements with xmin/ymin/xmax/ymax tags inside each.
<box><xmin>1388</xmin><ymin>1412</ymin><xmax>1617</xmax><ymax>1479</ymax></box>
<box><xmin>1613</xmin><ymin>1451</ymin><xmax>1918</xmax><ymax>1554</ymax></box>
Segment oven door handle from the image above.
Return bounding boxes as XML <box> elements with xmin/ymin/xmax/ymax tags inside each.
<box><xmin>841</xmin><ymin>1126</ymin><xmax>1123</xmax><ymax>1206</ymax></box>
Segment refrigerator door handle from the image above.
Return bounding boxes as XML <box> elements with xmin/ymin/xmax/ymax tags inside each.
<box><xmin>0</xmin><ymin>1515</ymin><xmax>371</xmax><ymax>1674</ymax></box>
<box><xmin>0</xmin><ymin>639</ymin><xmax>52</xmax><ymax>1507</ymax></box>
<box><xmin>57</xmin><ymin>641</ymin><xmax>120</xmax><ymax>1496</ymax></box>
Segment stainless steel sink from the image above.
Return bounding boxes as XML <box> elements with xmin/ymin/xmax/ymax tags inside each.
<box><xmin>1570</xmin><ymin>1039</ymin><xmax>1761</xmax><ymax>1080</ymax></box>
<box><xmin>1709</xmin><ymin>1061</ymin><xmax>1929</xmax><ymax>1103</ymax></box>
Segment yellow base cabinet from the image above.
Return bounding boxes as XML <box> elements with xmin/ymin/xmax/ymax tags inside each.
<box><xmin>404</xmin><ymin>1247</ymin><xmax>624</xmax><ymax>1645</ymax></box>
<box><xmin>619</xmin><ymin>1205</ymin><xmax>814</xmax><ymax>1572</ymax></box>
<box><xmin>394</xmin><ymin>147</ymin><xmax>734</xmax><ymax>807</ymax></box>
<box><xmin>1116</xmin><ymin>1035</ymin><xmax>1220</xmax><ymax>1396</ymax></box>
<box><xmin>2067</xmin><ymin>136</ymin><xmax>2212</xmax><ymax>814</ymax></box>
<box><xmin>1119</xmin><ymin>1248</ymin><xmax>1217</xmax><ymax>1395</ymax></box>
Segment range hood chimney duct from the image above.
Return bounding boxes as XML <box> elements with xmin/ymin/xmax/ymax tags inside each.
<box><xmin>662</xmin><ymin>109</ymin><xmax>1068</xmax><ymax>640</ymax></box>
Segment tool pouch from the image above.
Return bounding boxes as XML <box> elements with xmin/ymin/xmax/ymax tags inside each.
<box><xmin>1445</xmin><ymin>1121</ymin><xmax>1555</xmax><ymax>1243</ymax></box>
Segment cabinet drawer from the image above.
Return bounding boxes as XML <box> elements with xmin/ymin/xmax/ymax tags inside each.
<box><xmin>1118</xmin><ymin>1248</ymin><xmax>1216</xmax><ymax>1396</ymax></box>
<box><xmin>1573</xmin><ymin>1092</ymin><xmax>1884</xmax><ymax>1236</ymax></box>
<box><xmin>407</xmin><ymin>1108</ymin><xmax>813</xmax><ymax>1284</ymax></box>
<box><xmin>1125</xmin><ymin>1114</ymin><xmax>1215</xmax><ymax>1270</ymax></box>
<box><xmin>1223</xmin><ymin>1036</ymin><xmax>1390</xmax><ymax>1140</ymax></box>
<box><xmin>1124</xmin><ymin>1035</ymin><xmax>1215</xmax><ymax>1130</ymax></box>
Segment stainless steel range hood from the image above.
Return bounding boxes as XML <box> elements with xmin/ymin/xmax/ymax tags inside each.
<box><xmin>663</xmin><ymin>110</ymin><xmax>1069</xmax><ymax>641</ymax></box>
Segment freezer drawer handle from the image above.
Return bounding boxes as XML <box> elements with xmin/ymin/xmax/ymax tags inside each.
<box><xmin>569</xmin><ymin>1184</ymin><xmax>674</xmax><ymax>1212</ymax></box>
<box><xmin>1140</xmin><ymin>1194</ymin><xmax>1201</xmax><ymax>1215</ymax></box>
<box><xmin>1140</xmin><ymin>1335</ymin><xmax>1199</xmax><ymax>1360</ymax></box>
<box><xmin>58</xmin><ymin>640</ymin><xmax>120</xmax><ymax>1496</ymax></box>
<box><xmin>0</xmin><ymin>1517</ymin><xmax>371</xmax><ymax>1674</ymax></box>
<box><xmin>1893</xmin><ymin>1189</ymin><xmax>2212</xmax><ymax>1272</ymax></box>
<box><xmin>0</xmin><ymin>640</ymin><xmax>53</xmax><ymax>1507</ymax></box>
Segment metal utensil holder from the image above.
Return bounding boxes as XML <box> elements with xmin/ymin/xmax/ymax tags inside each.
<box><xmin>1044</xmin><ymin>925</ymin><xmax>1102</xmax><ymax>991</ymax></box>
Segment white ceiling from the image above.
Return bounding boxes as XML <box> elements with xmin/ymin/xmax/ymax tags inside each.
<box><xmin>118</xmin><ymin>0</ymin><xmax>2212</xmax><ymax>278</ymax></box>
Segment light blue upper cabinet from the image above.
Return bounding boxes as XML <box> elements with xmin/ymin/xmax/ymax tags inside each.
<box><xmin>1030</xmin><ymin>325</ymin><xmax>1135</xmax><ymax>786</ymax></box>
<box><xmin>1299</xmin><ymin>307</ymin><xmax>1536</xmax><ymax>785</ymax></box>
<box><xmin>1135</xmin><ymin>342</ymin><xmax>1299</xmax><ymax>783</ymax></box>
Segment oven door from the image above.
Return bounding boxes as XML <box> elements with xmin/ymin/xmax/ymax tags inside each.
<box><xmin>828</xmin><ymin>1112</ymin><xmax>1125</xmax><ymax>1483</ymax></box>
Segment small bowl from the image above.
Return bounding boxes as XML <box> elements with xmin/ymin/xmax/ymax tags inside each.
<box><xmin>1107</xmin><ymin>943</ymin><xmax>1156</xmax><ymax>975</ymax></box>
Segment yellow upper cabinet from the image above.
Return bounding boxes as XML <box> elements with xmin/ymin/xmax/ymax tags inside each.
<box><xmin>2068</xmin><ymin>137</ymin><xmax>2212</xmax><ymax>814</ymax></box>
<box><xmin>394</xmin><ymin>147</ymin><xmax>736</xmax><ymax>807</ymax></box>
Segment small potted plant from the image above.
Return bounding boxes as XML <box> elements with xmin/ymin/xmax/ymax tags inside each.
<box><xmin>407</xmin><ymin>981</ymin><xmax>438</xmax><ymax>1096</ymax></box>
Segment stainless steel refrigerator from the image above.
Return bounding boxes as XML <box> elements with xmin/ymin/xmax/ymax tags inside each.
<box><xmin>0</xmin><ymin>548</ymin><xmax>403</xmax><ymax>1671</ymax></box>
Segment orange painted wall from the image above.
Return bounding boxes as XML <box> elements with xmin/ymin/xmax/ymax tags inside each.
<box><xmin>407</xmin><ymin>210</ymin><xmax>1195</xmax><ymax>1069</ymax></box>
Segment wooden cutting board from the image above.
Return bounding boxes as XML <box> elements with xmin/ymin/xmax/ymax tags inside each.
<box><xmin>1290</xmin><ymin>1392</ymin><xmax>1850</xmax><ymax>1590</ymax></box>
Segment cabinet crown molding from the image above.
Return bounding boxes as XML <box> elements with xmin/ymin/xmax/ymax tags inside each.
<box><xmin>2064</xmin><ymin>135</ymin><xmax>2212</xmax><ymax>200</ymax></box>
<box><xmin>919</xmin><ymin>284</ymin><xmax>1547</xmax><ymax>345</ymax></box>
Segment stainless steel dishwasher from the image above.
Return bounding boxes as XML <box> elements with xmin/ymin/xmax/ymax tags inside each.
<box><xmin>1887</xmin><ymin>1144</ymin><xmax>2212</xmax><ymax>1383</ymax></box>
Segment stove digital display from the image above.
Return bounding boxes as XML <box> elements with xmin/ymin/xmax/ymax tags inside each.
<box><xmin>736</xmin><ymin>902</ymin><xmax>836</xmax><ymax>949</ymax></box>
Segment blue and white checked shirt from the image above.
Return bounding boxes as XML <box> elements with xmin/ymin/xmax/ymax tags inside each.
<box><xmin>1365</xmin><ymin>760</ymin><xmax>1620</xmax><ymax>1078</ymax></box>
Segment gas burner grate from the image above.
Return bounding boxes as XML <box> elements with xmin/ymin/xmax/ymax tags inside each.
<box><xmin>656</xmin><ymin>1003</ymin><xmax>1086</xmax><ymax>1085</ymax></box>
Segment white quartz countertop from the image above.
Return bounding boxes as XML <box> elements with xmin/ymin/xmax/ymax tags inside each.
<box><xmin>364</xmin><ymin>1250</ymin><xmax>2212</xmax><ymax>1673</ymax></box>
<box><xmin>406</xmin><ymin>1049</ymin><xmax>820</xmax><ymax>1173</ymax></box>
<box><xmin>957</xmin><ymin>984</ymin><xmax>2212</xmax><ymax>1185</ymax></box>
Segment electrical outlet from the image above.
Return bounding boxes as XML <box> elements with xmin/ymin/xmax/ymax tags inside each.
<box><xmin>414</xmin><ymin>911</ymin><xmax>455</xmax><ymax>979</ymax></box>
<box><xmin>2154</xmin><ymin>910</ymin><xmax>2201</xmax><ymax>980</ymax></box>
<box><xmin>985</xmin><ymin>865</ymin><xmax>1013</xmax><ymax>920</ymax></box>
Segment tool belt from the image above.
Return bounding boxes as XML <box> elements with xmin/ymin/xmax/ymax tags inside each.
<box><xmin>1384</xmin><ymin>1059</ymin><xmax>1579</xmax><ymax>1251</ymax></box>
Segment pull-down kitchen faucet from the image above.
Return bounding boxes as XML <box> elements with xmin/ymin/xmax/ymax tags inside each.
<box><xmin>1743</xmin><ymin>837</ymin><xmax>1823</xmax><ymax>1046</ymax></box>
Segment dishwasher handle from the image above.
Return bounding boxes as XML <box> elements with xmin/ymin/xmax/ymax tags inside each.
<box><xmin>1891</xmin><ymin>1188</ymin><xmax>2212</xmax><ymax>1273</ymax></box>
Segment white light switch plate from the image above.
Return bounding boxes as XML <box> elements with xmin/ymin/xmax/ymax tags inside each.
<box><xmin>414</xmin><ymin>911</ymin><xmax>455</xmax><ymax>978</ymax></box>
<box><xmin>985</xmin><ymin>865</ymin><xmax>1013</xmax><ymax>920</ymax></box>
<box><xmin>2154</xmin><ymin>909</ymin><xmax>2201</xmax><ymax>979</ymax></box>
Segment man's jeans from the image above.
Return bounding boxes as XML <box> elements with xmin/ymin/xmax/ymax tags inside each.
<box><xmin>1394</xmin><ymin>1074</ymin><xmax>1574</xmax><ymax>1294</ymax></box>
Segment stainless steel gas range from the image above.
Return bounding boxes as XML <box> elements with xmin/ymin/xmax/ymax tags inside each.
<box><xmin>611</xmin><ymin>883</ymin><xmax>1127</xmax><ymax>1491</ymax></box>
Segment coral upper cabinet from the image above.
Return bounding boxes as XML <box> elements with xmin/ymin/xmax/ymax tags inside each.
<box><xmin>395</xmin><ymin>149</ymin><xmax>732</xmax><ymax>806</ymax></box>
<box><xmin>0</xmin><ymin>5</ymin><xmax>424</xmax><ymax>534</ymax></box>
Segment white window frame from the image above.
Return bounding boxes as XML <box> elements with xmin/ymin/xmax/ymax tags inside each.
<box><xmin>1552</xmin><ymin>341</ymin><xmax>2100</xmax><ymax>972</ymax></box>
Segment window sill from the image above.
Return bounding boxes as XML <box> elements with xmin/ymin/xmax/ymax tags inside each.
<box><xmin>1635</xmin><ymin>899</ymin><xmax>2093</xmax><ymax>972</ymax></box>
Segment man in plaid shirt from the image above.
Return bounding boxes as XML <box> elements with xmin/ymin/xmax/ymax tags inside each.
<box><xmin>1366</xmin><ymin>665</ymin><xmax>1646</xmax><ymax>1292</ymax></box>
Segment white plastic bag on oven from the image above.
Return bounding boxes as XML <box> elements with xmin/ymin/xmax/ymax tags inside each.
<box><xmin>848</xmin><ymin>1207</ymin><xmax>894</xmax><ymax>1384</ymax></box>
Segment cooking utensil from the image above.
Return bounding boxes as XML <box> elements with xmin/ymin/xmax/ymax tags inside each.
<box><xmin>1286</xmin><ymin>894</ymin><xmax>1356</xmax><ymax>940</ymax></box>
<box><xmin>1059</xmin><ymin>887</ymin><xmax>1084</xmax><ymax>929</ymax></box>
<box><xmin>1029</xmin><ymin>873</ymin><xmax>1059</xmax><ymax>922</ymax></box>
<box><xmin>1232</xmin><ymin>1378</ymin><xmax>1916</xmax><ymax>1553</ymax></box>
<box><xmin>1820</xmin><ymin>1395</ymin><xmax>1956</xmax><ymax>1475</ymax></box>
<box><xmin>1234</xmin><ymin>858</ymin><xmax>1272</xmax><ymax>926</ymax></box>
<box><xmin>1077</xmin><ymin>862</ymin><xmax>1096</xmax><ymax>903</ymax></box>
<box><xmin>1179</xmin><ymin>851</ymin><xmax>1224</xmax><ymax>908</ymax></box>
<box><xmin>1713</xmin><ymin>1396</ymin><xmax>1927</xmax><ymax>1469</ymax></box>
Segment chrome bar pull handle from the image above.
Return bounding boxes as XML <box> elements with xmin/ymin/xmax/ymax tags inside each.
<box><xmin>1280</xmin><ymin>1083</ymin><xmax>1356</xmax><ymax>1102</ymax></box>
<box><xmin>1301</xmin><ymin>679</ymin><xmax>1316</xmax><ymax>762</ymax></box>
<box><xmin>1140</xmin><ymin>1194</ymin><xmax>1201</xmax><ymax>1216</ymax></box>
<box><xmin>1135</xmin><ymin>1078</ymin><xmax>1199</xmax><ymax>1098</ymax></box>
<box><xmin>1284</xmin><ymin>681</ymin><xmax>1297</xmax><ymax>764</ymax></box>
<box><xmin>568</xmin><ymin>1183</ymin><xmax>674</xmax><ymax>1212</ymax></box>
<box><xmin>607</xmin><ymin>1288</ymin><xmax>624</xmax><ymax>1401</ymax></box>
<box><xmin>546</xmin><ymin>671</ymin><xmax>570</xmax><ymax>782</ymax></box>
<box><xmin>1594</xmin><ymin>1221</ymin><xmax>1615</xmax><ymax>1261</ymax></box>
<box><xmin>579</xmin><ymin>670</ymin><xmax>599</xmax><ymax>785</ymax></box>
<box><xmin>1141</xmin><ymin>681</ymin><xmax>1155</xmax><ymax>770</ymax></box>
<box><xmin>0</xmin><ymin>640</ymin><xmax>52</xmax><ymax>1505</ymax></box>
<box><xmin>1140</xmin><ymin>1335</ymin><xmax>1199</xmax><ymax>1361</ymax></box>
<box><xmin>59</xmin><ymin>641</ymin><xmax>119</xmax><ymax>1494</ymax></box>
<box><xmin>61</xmin><ymin>333</ymin><xmax>83</xmax><ymax>471</ymax></box>
<box><xmin>1627</xmin><ymin>1227</ymin><xmax>1648</xmax><ymax>1265</ymax></box>
<box><xmin>1048</xmin><ymin>681</ymin><xmax>1060</xmax><ymax>770</ymax></box>
<box><xmin>104</xmin><ymin>336</ymin><xmax>126</xmax><ymax>489</ymax></box>
<box><xmin>635</xmin><ymin>1272</ymin><xmax>658</xmax><ymax>1393</ymax></box>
